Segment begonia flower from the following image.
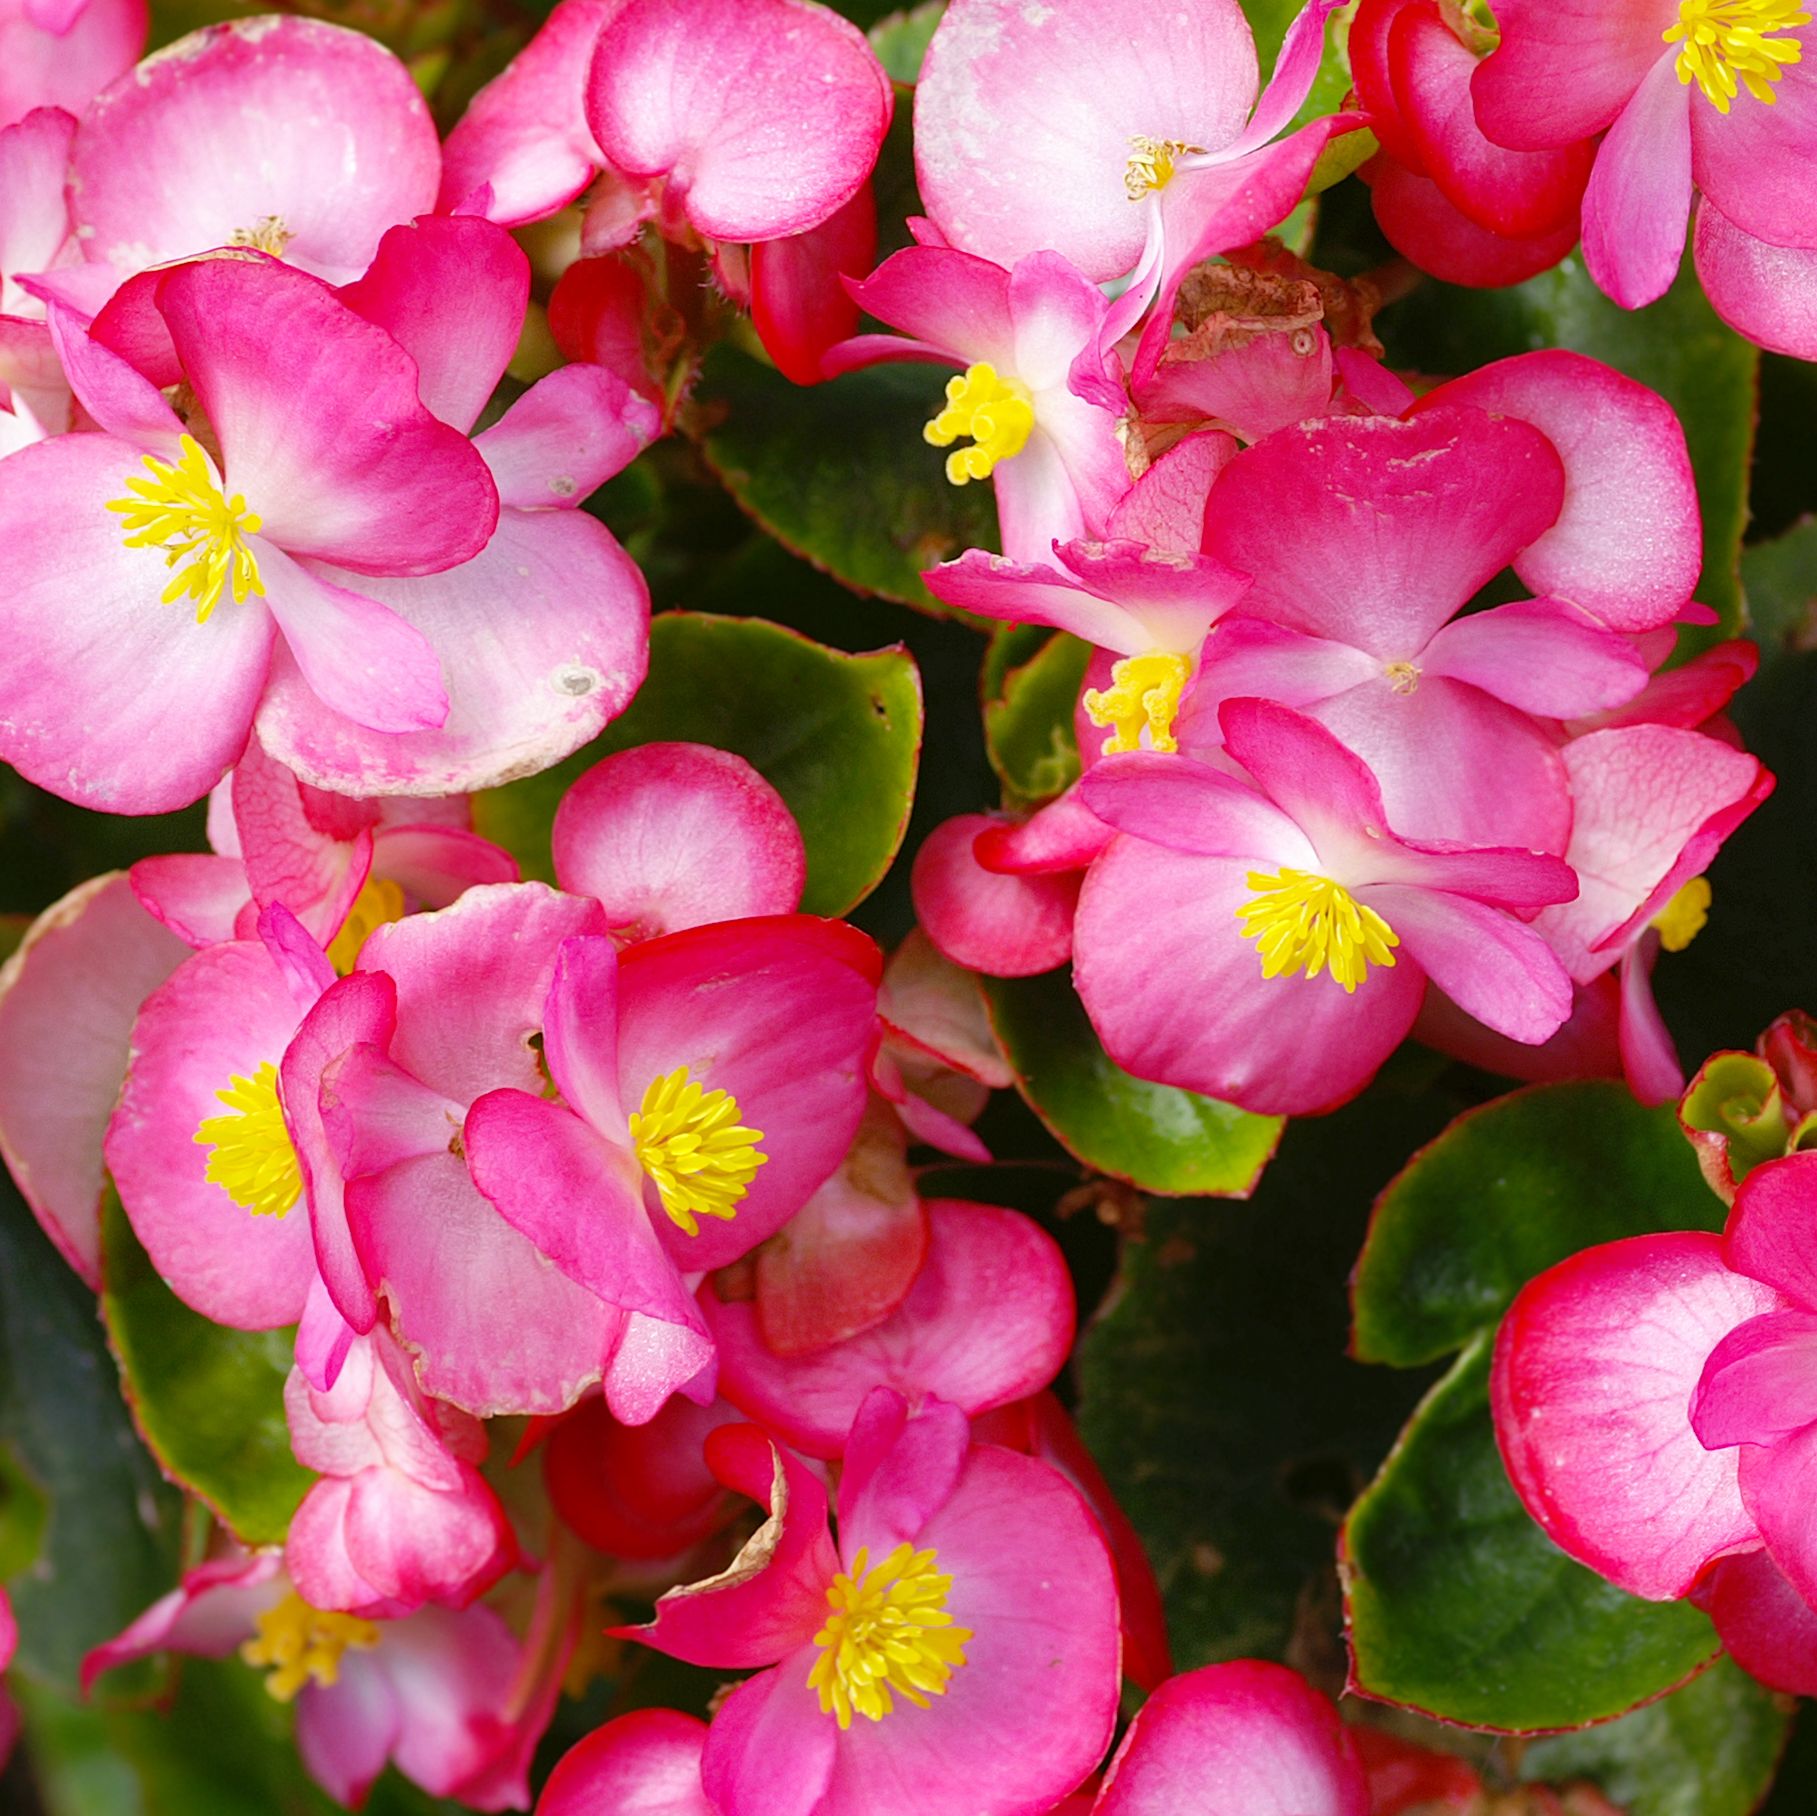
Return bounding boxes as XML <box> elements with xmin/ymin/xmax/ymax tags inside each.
<box><xmin>1075</xmin><ymin>699</ymin><xmax>1578</xmax><ymax>1115</ymax></box>
<box><xmin>618</xmin><ymin>1390</ymin><xmax>1120</xmax><ymax>1816</ymax></box>
<box><xmin>540</xmin><ymin>1708</ymin><xmax>715</xmax><ymax>1815</ymax></box>
<box><xmin>0</xmin><ymin>0</ymin><xmax>142</xmax><ymax>136</ymax></box>
<box><xmin>84</xmin><ymin>1551</ymin><xmax>543</xmax><ymax>1809</ymax></box>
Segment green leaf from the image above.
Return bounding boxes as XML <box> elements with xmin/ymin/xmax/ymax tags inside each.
<box><xmin>1353</xmin><ymin>1081</ymin><xmax>1723</xmax><ymax>1369</ymax></box>
<box><xmin>1520</xmin><ymin>1657</ymin><xmax>1789</xmax><ymax>1816</ymax></box>
<box><xmin>694</xmin><ymin>347</ymin><xmax>1000</xmax><ymax>618</ymax></box>
<box><xmin>869</xmin><ymin>0</ymin><xmax>943</xmax><ymax>84</ymax></box>
<box><xmin>1742</xmin><ymin>514</ymin><xmax>1817</xmax><ymax>660</ymax></box>
<box><xmin>1343</xmin><ymin>1336</ymin><xmax>1721</xmax><ymax>1732</ymax></box>
<box><xmin>1378</xmin><ymin>258</ymin><xmax>1759</xmax><ymax>645</ymax></box>
<box><xmin>983</xmin><ymin>632</ymin><xmax>1089</xmax><ymax>806</ymax></box>
<box><xmin>0</xmin><ymin>1177</ymin><xmax>181</xmax><ymax>1695</ymax></box>
<box><xmin>982</xmin><ymin>969</ymin><xmax>1283</xmax><ymax>1197</ymax></box>
<box><xmin>474</xmin><ymin>612</ymin><xmax>924</xmax><ymax>918</ymax></box>
<box><xmin>100</xmin><ymin>1194</ymin><xmax>312</xmax><ymax>1549</ymax></box>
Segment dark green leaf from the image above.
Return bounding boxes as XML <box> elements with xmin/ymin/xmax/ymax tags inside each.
<box><xmin>869</xmin><ymin>1</ymin><xmax>943</xmax><ymax>83</ymax></box>
<box><xmin>100</xmin><ymin>1194</ymin><xmax>311</xmax><ymax>1550</ymax></box>
<box><xmin>474</xmin><ymin>612</ymin><xmax>923</xmax><ymax>918</ymax></box>
<box><xmin>982</xmin><ymin>969</ymin><xmax>1283</xmax><ymax>1197</ymax></box>
<box><xmin>983</xmin><ymin>632</ymin><xmax>1088</xmax><ymax>807</ymax></box>
<box><xmin>1742</xmin><ymin>514</ymin><xmax>1817</xmax><ymax>661</ymax></box>
<box><xmin>1343</xmin><ymin>1336</ymin><xmax>1721</xmax><ymax>1732</ymax></box>
<box><xmin>1353</xmin><ymin>1081</ymin><xmax>1723</xmax><ymax>1369</ymax></box>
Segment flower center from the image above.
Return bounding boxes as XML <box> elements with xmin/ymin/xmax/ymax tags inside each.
<box><xmin>106</xmin><ymin>433</ymin><xmax>265</xmax><ymax>623</ymax></box>
<box><xmin>229</xmin><ymin>215</ymin><xmax>294</xmax><ymax>256</ymax></box>
<box><xmin>1651</xmin><ymin>875</ymin><xmax>1712</xmax><ymax>951</ymax></box>
<box><xmin>1084</xmin><ymin>651</ymin><xmax>1193</xmax><ymax>754</ymax></box>
<box><xmin>193</xmin><ymin>1060</ymin><xmax>303</xmax><ymax>1219</ymax></box>
<box><xmin>806</xmin><ymin>1542</ymin><xmax>972</xmax><ymax>1730</ymax></box>
<box><xmin>1384</xmin><ymin>660</ymin><xmax>1422</xmax><ymax>696</ymax></box>
<box><xmin>1665</xmin><ymin>0</ymin><xmax>1809</xmax><ymax>111</ymax></box>
<box><xmin>923</xmin><ymin>362</ymin><xmax>1034</xmax><ymax>485</ymax></box>
<box><xmin>1124</xmin><ymin>135</ymin><xmax>1204</xmax><ymax>199</ymax></box>
<box><xmin>240</xmin><ymin>1592</ymin><xmax>379</xmax><ymax>1703</ymax></box>
<box><xmin>1235</xmin><ymin>867</ymin><xmax>1400</xmax><ymax>993</ymax></box>
<box><xmin>325</xmin><ymin>875</ymin><xmax>408</xmax><ymax>976</ymax></box>
<box><xmin>629</xmin><ymin>1065</ymin><xmax>766</xmax><ymax>1237</ymax></box>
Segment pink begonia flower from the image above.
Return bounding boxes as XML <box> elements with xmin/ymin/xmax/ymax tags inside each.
<box><xmin>747</xmin><ymin>185</ymin><xmax>877</xmax><ymax>386</ymax></box>
<box><xmin>1074</xmin><ymin>699</ymin><xmax>1578</xmax><ymax>1116</ymax></box>
<box><xmin>1690</xmin><ymin>1547</ymin><xmax>1817</xmax><ymax>1698</ymax></box>
<box><xmin>1090</xmin><ymin>1662</ymin><xmax>1367</xmax><ymax>1816</ymax></box>
<box><xmin>0</xmin><ymin>871</ymin><xmax>186</xmax><ymax>1282</ymax></box>
<box><xmin>915</xmin><ymin>0</ymin><xmax>1353</xmax><ymax>393</ymax></box>
<box><xmin>253</xmin><ymin>217</ymin><xmax>656</xmax><ymax>799</ymax></box>
<box><xmin>706</xmin><ymin>1200</ymin><xmax>1076</xmax><ymax>1459</ymax></box>
<box><xmin>831</xmin><ymin>246</ymin><xmax>1130</xmax><ymax>561</ymax></box>
<box><xmin>0</xmin><ymin>0</ymin><xmax>142</xmax><ymax>135</ymax></box>
<box><xmin>0</xmin><ymin>108</ymin><xmax>77</xmax><ymax>457</ymax></box>
<box><xmin>1472</xmin><ymin>0</ymin><xmax>1817</xmax><ymax>313</ymax></box>
<box><xmin>459</xmin><ymin>917</ymin><xmax>880</xmax><ymax>1420</ymax></box>
<box><xmin>0</xmin><ymin>254</ymin><xmax>504</xmax><ymax>813</ymax></box>
<box><xmin>540</xmin><ymin>1708</ymin><xmax>715</xmax><ymax>1816</ymax></box>
<box><xmin>84</xmin><ymin>1551</ymin><xmax>544</xmax><ymax>1809</ymax></box>
<box><xmin>552</xmin><ymin>742</ymin><xmax>807</xmax><ymax>942</ymax></box>
<box><xmin>1179</xmin><ymin>405</ymin><xmax>1650</xmax><ymax>852</ymax></box>
<box><xmin>284</xmin><ymin>1327</ymin><xmax>517</xmax><ymax>1619</ymax></box>
<box><xmin>619</xmin><ymin>1391</ymin><xmax>1120</xmax><ymax>1816</ymax></box>
<box><xmin>46</xmin><ymin>17</ymin><xmax>437</xmax><ymax>316</ymax></box>
<box><xmin>1693</xmin><ymin>200</ymin><xmax>1817</xmax><ymax>356</ymax></box>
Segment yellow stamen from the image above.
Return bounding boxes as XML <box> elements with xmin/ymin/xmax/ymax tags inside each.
<box><xmin>923</xmin><ymin>362</ymin><xmax>1034</xmax><ymax>485</ymax></box>
<box><xmin>1083</xmin><ymin>651</ymin><xmax>1193</xmax><ymax>754</ymax></box>
<box><xmin>240</xmin><ymin>1592</ymin><xmax>379</xmax><ymax>1703</ymax></box>
<box><xmin>106</xmin><ymin>433</ymin><xmax>265</xmax><ymax>623</ymax></box>
<box><xmin>629</xmin><ymin>1065</ymin><xmax>766</xmax><ymax>1237</ymax></box>
<box><xmin>806</xmin><ymin>1543</ymin><xmax>972</xmax><ymax>1730</ymax></box>
<box><xmin>1236</xmin><ymin>867</ymin><xmax>1400</xmax><ymax>994</ymax></box>
<box><xmin>194</xmin><ymin>1059</ymin><xmax>302</xmax><ymax>1219</ymax></box>
<box><xmin>229</xmin><ymin>215</ymin><xmax>294</xmax><ymax>256</ymax></box>
<box><xmin>1652</xmin><ymin>875</ymin><xmax>1713</xmax><ymax>952</ymax></box>
<box><xmin>325</xmin><ymin>875</ymin><xmax>407</xmax><ymax>976</ymax></box>
<box><xmin>1666</xmin><ymin>0</ymin><xmax>1809</xmax><ymax>111</ymax></box>
<box><xmin>1124</xmin><ymin>135</ymin><xmax>1205</xmax><ymax>200</ymax></box>
<box><xmin>1384</xmin><ymin>660</ymin><xmax>1422</xmax><ymax>696</ymax></box>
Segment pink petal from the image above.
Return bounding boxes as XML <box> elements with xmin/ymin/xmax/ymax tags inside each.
<box><xmin>1618</xmin><ymin>937</ymin><xmax>1687</xmax><ymax>1106</ymax></box>
<box><xmin>1178</xmin><ymin>618</ymin><xmax>1383</xmax><ymax>736</ymax></box>
<box><xmin>971</xmin><ymin>789</ymin><xmax>1112</xmax><ymax>878</ymax></box>
<box><xmin>553</xmin><ymin>743</ymin><xmax>806</xmax><ymax>941</ymax></box>
<box><xmin>699</xmin><ymin>1668</ymin><xmax>837</xmax><ymax>1816</ymax></box>
<box><xmin>1690</xmin><ymin>1549</ymin><xmax>1817</xmax><ymax>1697</ymax></box>
<box><xmin>1581</xmin><ymin>52</ymin><xmax>1694</xmax><ymax>310</ymax></box>
<box><xmin>1492</xmin><ymin>1231</ymin><xmax>1781</xmax><ymax>1602</ymax></box>
<box><xmin>542</xmin><ymin>934</ymin><xmax>624</xmax><ymax>1131</ymax></box>
<box><xmin>877</xmin><ymin>931</ymin><xmax>1010</xmax><ymax>1086</ymax></box>
<box><xmin>48</xmin><ymin>301</ymin><xmax>185</xmax><ymax>449</ymax></box>
<box><xmin>1419</xmin><ymin>598</ymin><xmax>1648</xmax><ymax>715</ymax></box>
<box><xmin>911</xmin><ymin>814</ymin><xmax>1079</xmax><ymax>977</ymax></box>
<box><xmin>1103</xmin><ymin>430</ymin><xmax>1235</xmax><ymax>551</ymax></box>
<box><xmin>0</xmin><ymin>872</ymin><xmax>186</xmax><ymax>1282</ymax></box>
<box><xmin>68</xmin><ymin>16</ymin><xmax>438</xmax><ymax>284</ymax></box>
<box><xmin>1216</xmin><ymin>697</ymin><xmax>1397</xmax><ymax>858</ymax></box>
<box><xmin>836</xmin><ymin>1388</ymin><xmax>970</xmax><ymax>1548</ymax></box>
<box><xmin>1364</xmin><ymin>151</ymin><xmax>1583</xmax><ymax>288</ymax></box>
<box><xmin>0</xmin><ymin>0</ymin><xmax>142</xmax><ymax>133</ymax></box>
<box><xmin>584</xmin><ymin>0</ymin><xmax>890</xmax><ymax>244</ymax></box>
<box><xmin>0</xmin><ymin>107</ymin><xmax>76</xmax><ymax>303</ymax></box>
<box><xmin>845</xmin><ymin>244</ymin><xmax>1015</xmax><ymax>370</ymax></box>
<box><xmin>1691</xmin><ymin>1311</ymin><xmax>1817</xmax><ymax>1448</ymax></box>
<box><xmin>1096</xmin><ymin>1661</ymin><xmax>1367</xmax><ymax>1816</ymax></box>
<box><xmin>750</xmin><ymin>185</ymin><xmax>876</xmax><ymax>386</ymax></box>
<box><xmin>369</xmin><ymin>824</ymin><xmax>518</xmax><ymax>908</ymax></box>
<box><xmin>1140</xmin><ymin>324</ymin><xmax>1336</xmax><ymax>445</ymax></box>
<box><xmin>473</xmin><ymin>362</ymin><xmax>659</xmax><ymax>509</ymax></box>
<box><xmin>1689</xmin><ymin>53</ymin><xmax>1817</xmax><ymax>251</ymax></box>
<box><xmin>82</xmin><ymin>1553</ymin><xmax>285</xmax><ymax>1692</ymax></box>
<box><xmin>1737</xmin><ymin>1424</ymin><xmax>1817</xmax><ymax>1615</ymax></box>
<box><xmin>229</xmin><ymin>734</ymin><xmax>370</xmax><ymax>946</ymax></box>
<box><xmin>1694</xmin><ymin>202</ymin><xmax>1817</xmax><ymax>360</ymax></box>
<box><xmin>923</xmin><ymin>550</ymin><xmax>1159</xmax><ymax>656</ymax></box>
<box><xmin>1079</xmin><ymin>750</ymin><xmax>1316</xmax><ymax>866</ymax></box>
<box><xmin>541</xmin><ymin>1710</ymin><xmax>714</xmax><ymax>1816</ymax></box>
<box><xmin>1725</xmin><ymin>1151</ymin><xmax>1817</xmax><ymax>1309</ymax></box>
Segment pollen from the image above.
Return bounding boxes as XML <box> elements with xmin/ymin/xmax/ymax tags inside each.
<box><xmin>629</xmin><ymin>1065</ymin><xmax>766</xmax><ymax>1237</ymax></box>
<box><xmin>1236</xmin><ymin>867</ymin><xmax>1400</xmax><ymax>994</ymax></box>
<box><xmin>106</xmin><ymin>433</ymin><xmax>266</xmax><ymax>623</ymax></box>
<box><xmin>924</xmin><ymin>362</ymin><xmax>1034</xmax><ymax>485</ymax></box>
<box><xmin>325</xmin><ymin>875</ymin><xmax>408</xmax><ymax>976</ymax></box>
<box><xmin>1124</xmin><ymin>134</ymin><xmax>1204</xmax><ymax>200</ymax></box>
<box><xmin>1083</xmin><ymin>650</ymin><xmax>1193</xmax><ymax>754</ymax></box>
<box><xmin>194</xmin><ymin>1059</ymin><xmax>303</xmax><ymax>1219</ymax></box>
<box><xmin>1652</xmin><ymin>875</ymin><xmax>1713</xmax><ymax>951</ymax></box>
<box><xmin>240</xmin><ymin>1592</ymin><xmax>379</xmax><ymax>1703</ymax></box>
<box><xmin>806</xmin><ymin>1543</ymin><xmax>972</xmax><ymax>1730</ymax></box>
<box><xmin>229</xmin><ymin>214</ymin><xmax>294</xmax><ymax>256</ymax></box>
<box><xmin>1666</xmin><ymin>0</ymin><xmax>1809</xmax><ymax>111</ymax></box>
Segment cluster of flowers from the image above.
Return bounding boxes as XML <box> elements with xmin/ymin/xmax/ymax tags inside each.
<box><xmin>0</xmin><ymin>0</ymin><xmax>1808</xmax><ymax>1804</ymax></box>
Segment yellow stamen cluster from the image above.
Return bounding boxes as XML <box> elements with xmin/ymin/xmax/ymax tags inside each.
<box><xmin>629</xmin><ymin>1065</ymin><xmax>766</xmax><ymax>1237</ymax></box>
<box><xmin>325</xmin><ymin>875</ymin><xmax>408</xmax><ymax>976</ymax></box>
<box><xmin>924</xmin><ymin>363</ymin><xmax>1034</xmax><ymax>485</ymax></box>
<box><xmin>1124</xmin><ymin>135</ymin><xmax>1204</xmax><ymax>199</ymax></box>
<box><xmin>240</xmin><ymin>1592</ymin><xmax>379</xmax><ymax>1702</ymax></box>
<box><xmin>806</xmin><ymin>1543</ymin><xmax>972</xmax><ymax>1729</ymax></box>
<box><xmin>1652</xmin><ymin>875</ymin><xmax>1713</xmax><ymax>952</ymax></box>
<box><xmin>193</xmin><ymin>1060</ymin><xmax>303</xmax><ymax>1219</ymax></box>
<box><xmin>1666</xmin><ymin>0</ymin><xmax>1809</xmax><ymax>111</ymax></box>
<box><xmin>107</xmin><ymin>434</ymin><xmax>265</xmax><ymax>622</ymax></box>
<box><xmin>1236</xmin><ymin>867</ymin><xmax>1400</xmax><ymax>993</ymax></box>
<box><xmin>1083</xmin><ymin>650</ymin><xmax>1193</xmax><ymax>754</ymax></box>
<box><xmin>229</xmin><ymin>215</ymin><xmax>295</xmax><ymax>256</ymax></box>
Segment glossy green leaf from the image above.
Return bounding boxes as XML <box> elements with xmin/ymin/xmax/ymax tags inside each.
<box><xmin>983</xmin><ymin>632</ymin><xmax>1088</xmax><ymax>807</ymax></box>
<box><xmin>983</xmin><ymin>969</ymin><xmax>1283</xmax><ymax>1197</ymax></box>
<box><xmin>869</xmin><ymin>0</ymin><xmax>943</xmax><ymax>83</ymax></box>
<box><xmin>1343</xmin><ymin>1336</ymin><xmax>1722</xmax><ymax>1732</ymax></box>
<box><xmin>1520</xmin><ymin>1657</ymin><xmax>1789</xmax><ymax>1816</ymax></box>
<box><xmin>0</xmin><ymin>1178</ymin><xmax>181</xmax><ymax>1696</ymax></box>
<box><xmin>1742</xmin><ymin>514</ymin><xmax>1817</xmax><ymax>660</ymax></box>
<box><xmin>695</xmin><ymin>347</ymin><xmax>1000</xmax><ymax>618</ymax></box>
<box><xmin>1353</xmin><ymin>1081</ymin><xmax>1723</xmax><ymax>1369</ymax></box>
<box><xmin>100</xmin><ymin>1194</ymin><xmax>311</xmax><ymax>1549</ymax></box>
<box><xmin>474</xmin><ymin>612</ymin><xmax>924</xmax><ymax>918</ymax></box>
